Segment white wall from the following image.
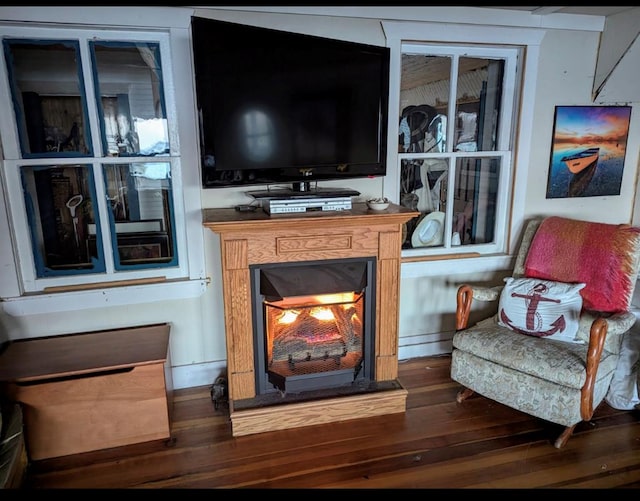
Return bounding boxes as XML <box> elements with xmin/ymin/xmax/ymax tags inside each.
<box><xmin>525</xmin><ymin>29</ymin><xmax>640</xmax><ymax>222</ymax></box>
<box><xmin>1</xmin><ymin>6</ymin><xmax>638</xmax><ymax>388</ymax></box>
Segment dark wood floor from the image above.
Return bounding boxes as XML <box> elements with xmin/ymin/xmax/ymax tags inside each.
<box><xmin>23</xmin><ymin>355</ymin><xmax>640</xmax><ymax>489</ymax></box>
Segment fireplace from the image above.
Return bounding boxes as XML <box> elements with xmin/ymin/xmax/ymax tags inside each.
<box><xmin>252</xmin><ymin>257</ymin><xmax>375</xmax><ymax>395</ymax></box>
<box><xmin>203</xmin><ymin>203</ymin><xmax>418</xmax><ymax>436</ymax></box>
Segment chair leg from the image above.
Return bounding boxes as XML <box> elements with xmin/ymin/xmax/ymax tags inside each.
<box><xmin>456</xmin><ymin>387</ymin><xmax>475</xmax><ymax>403</ymax></box>
<box><xmin>554</xmin><ymin>425</ymin><xmax>576</xmax><ymax>449</ymax></box>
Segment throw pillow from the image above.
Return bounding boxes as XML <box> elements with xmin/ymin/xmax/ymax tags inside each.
<box><xmin>497</xmin><ymin>277</ymin><xmax>586</xmax><ymax>343</ymax></box>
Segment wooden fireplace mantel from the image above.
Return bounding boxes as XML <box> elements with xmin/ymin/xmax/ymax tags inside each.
<box><xmin>203</xmin><ymin>202</ymin><xmax>419</xmax><ymax>436</ymax></box>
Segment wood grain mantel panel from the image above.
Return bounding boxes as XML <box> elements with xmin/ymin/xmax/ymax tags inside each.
<box><xmin>222</xmin><ymin>238</ymin><xmax>248</xmax><ymax>270</ymax></box>
<box><xmin>376</xmin><ymin>258</ymin><xmax>400</xmax><ymax>381</ymax></box>
<box><xmin>222</xmin><ymin>261</ymin><xmax>255</xmax><ymax>400</ymax></box>
<box><xmin>276</xmin><ymin>234</ymin><xmax>353</xmax><ymax>254</ymax></box>
<box><xmin>244</xmin><ymin>226</ymin><xmax>385</xmax><ymax>264</ymax></box>
<box><xmin>203</xmin><ymin>203</ymin><xmax>419</xmax><ymax>434</ymax></box>
<box><xmin>220</xmin><ymin>238</ymin><xmax>255</xmax><ymax>399</ymax></box>
<box><xmin>378</xmin><ymin>228</ymin><xmax>403</xmax><ymax>260</ymax></box>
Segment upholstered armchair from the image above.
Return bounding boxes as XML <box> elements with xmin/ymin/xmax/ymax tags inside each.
<box><xmin>451</xmin><ymin>216</ymin><xmax>640</xmax><ymax>448</ymax></box>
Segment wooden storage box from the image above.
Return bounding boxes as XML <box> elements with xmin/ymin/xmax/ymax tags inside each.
<box><xmin>0</xmin><ymin>323</ymin><xmax>172</xmax><ymax>460</ymax></box>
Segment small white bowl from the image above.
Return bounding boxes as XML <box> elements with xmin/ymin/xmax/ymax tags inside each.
<box><xmin>367</xmin><ymin>198</ymin><xmax>390</xmax><ymax>211</ymax></box>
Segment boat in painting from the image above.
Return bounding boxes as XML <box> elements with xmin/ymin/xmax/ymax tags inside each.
<box><xmin>568</xmin><ymin>158</ymin><xmax>597</xmax><ymax>197</ymax></box>
<box><xmin>561</xmin><ymin>147</ymin><xmax>600</xmax><ymax>174</ymax></box>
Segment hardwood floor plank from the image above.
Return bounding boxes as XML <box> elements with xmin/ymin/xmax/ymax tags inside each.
<box><xmin>22</xmin><ymin>355</ymin><xmax>640</xmax><ymax>489</ymax></box>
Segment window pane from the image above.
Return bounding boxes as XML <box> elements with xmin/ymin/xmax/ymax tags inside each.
<box><xmin>399</xmin><ymin>55</ymin><xmax>450</xmax><ymax>154</ymax></box>
<box><xmin>453</xmin><ymin>157</ymin><xmax>500</xmax><ymax>245</ymax></box>
<box><xmin>456</xmin><ymin>57</ymin><xmax>504</xmax><ymax>152</ymax></box>
<box><xmin>21</xmin><ymin>164</ymin><xmax>104</xmax><ymax>276</ymax></box>
<box><xmin>400</xmin><ymin>158</ymin><xmax>449</xmax><ymax>249</ymax></box>
<box><xmin>103</xmin><ymin>162</ymin><xmax>176</xmax><ymax>269</ymax></box>
<box><xmin>3</xmin><ymin>39</ymin><xmax>92</xmax><ymax>157</ymax></box>
<box><xmin>91</xmin><ymin>41</ymin><xmax>169</xmax><ymax>157</ymax></box>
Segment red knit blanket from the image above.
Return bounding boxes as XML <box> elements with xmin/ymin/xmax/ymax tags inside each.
<box><xmin>524</xmin><ymin>216</ymin><xmax>640</xmax><ymax>313</ymax></box>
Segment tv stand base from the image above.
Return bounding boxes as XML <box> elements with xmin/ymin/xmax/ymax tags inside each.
<box><xmin>247</xmin><ymin>186</ymin><xmax>360</xmax><ymax>200</ymax></box>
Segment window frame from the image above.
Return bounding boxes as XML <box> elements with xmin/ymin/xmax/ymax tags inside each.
<box><xmin>382</xmin><ymin>21</ymin><xmax>545</xmax><ymax>260</ymax></box>
<box><xmin>0</xmin><ymin>25</ymin><xmax>191</xmax><ymax>294</ymax></box>
<box><xmin>397</xmin><ymin>43</ymin><xmax>518</xmax><ymax>257</ymax></box>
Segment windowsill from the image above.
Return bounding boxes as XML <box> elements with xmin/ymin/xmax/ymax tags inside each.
<box><xmin>0</xmin><ymin>278</ymin><xmax>208</xmax><ymax>316</ymax></box>
<box><xmin>401</xmin><ymin>253</ymin><xmax>513</xmax><ymax>278</ymax></box>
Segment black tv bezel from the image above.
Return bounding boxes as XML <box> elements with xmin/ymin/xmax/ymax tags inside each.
<box><xmin>191</xmin><ymin>17</ymin><xmax>390</xmax><ymax>190</ymax></box>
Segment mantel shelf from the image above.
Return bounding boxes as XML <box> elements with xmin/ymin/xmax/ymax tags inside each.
<box><xmin>202</xmin><ymin>202</ymin><xmax>418</xmax><ymax>234</ymax></box>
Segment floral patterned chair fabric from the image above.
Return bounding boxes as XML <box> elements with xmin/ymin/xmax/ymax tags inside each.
<box><xmin>450</xmin><ymin>217</ymin><xmax>640</xmax><ymax>448</ymax></box>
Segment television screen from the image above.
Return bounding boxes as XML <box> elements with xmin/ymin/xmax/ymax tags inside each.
<box><xmin>191</xmin><ymin>17</ymin><xmax>390</xmax><ymax>190</ymax></box>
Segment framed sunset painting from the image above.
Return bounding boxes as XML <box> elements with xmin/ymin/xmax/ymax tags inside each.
<box><xmin>545</xmin><ymin>105</ymin><xmax>631</xmax><ymax>199</ymax></box>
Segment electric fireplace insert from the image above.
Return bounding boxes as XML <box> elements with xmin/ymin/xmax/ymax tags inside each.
<box><xmin>251</xmin><ymin>257</ymin><xmax>376</xmax><ymax>397</ymax></box>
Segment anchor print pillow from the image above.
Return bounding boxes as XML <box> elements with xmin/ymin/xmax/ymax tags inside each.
<box><xmin>497</xmin><ymin>277</ymin><xmax>586</xmax><ymax>343</ymax></box>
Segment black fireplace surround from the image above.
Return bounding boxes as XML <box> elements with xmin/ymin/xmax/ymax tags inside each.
<box><xmin>250</xmin><ymin>257</ymin><xmax>376</xmax><ymax>397</ymax></box>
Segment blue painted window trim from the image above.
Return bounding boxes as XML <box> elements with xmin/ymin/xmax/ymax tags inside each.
<box><xmin>89</xmin><ymin>40</ymin><xmax>170</xmax><ymax>159</ymax></box>
<box><xmin>21</xmin><ymin>164</ymin><xmax>106</xmax><ymax>277</ymax></box>
<box><xmin>3</xmin><ymin>38</ymin><xmax>94</xmax><ymax>159</ymax></box>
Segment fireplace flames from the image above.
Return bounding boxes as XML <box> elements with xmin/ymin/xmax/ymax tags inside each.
<box><xmin>265</xmin><ymin>292</ymin><xmax>364</xmax><ymax>370</ymax></box>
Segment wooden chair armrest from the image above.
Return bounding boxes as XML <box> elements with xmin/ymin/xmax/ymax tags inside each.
<box><xmin>456</xmin><ymin>285</ymin><xmax>474</xmax><ymax>330</ymax></box>
<box><xmin>580</xmin><ymin>317</ymin><xmax>608</xmax><ymax>420</ymax></box>
<box><xmin>456</xmin><ymin>284</ymin><xmax>503</xmax><ymax>330</ymax></box>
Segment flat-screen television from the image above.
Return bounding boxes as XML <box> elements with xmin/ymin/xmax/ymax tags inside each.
<box><xmin>191</xmin><ymin>16</ymin><xmax>390</xmax><ymax>192</ymax></box>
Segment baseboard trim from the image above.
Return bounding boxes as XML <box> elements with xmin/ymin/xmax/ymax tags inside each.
<box><xmin>171</xmin><ymin>359</ymin><xmax>226</xmax><ymax>390</ymax></box>
<box><xmin>398</xmin><ymin>331</ymin><xmax>453</xmax><ymax>360</ymax></box>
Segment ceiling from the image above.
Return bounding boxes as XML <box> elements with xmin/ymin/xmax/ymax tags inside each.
<box><xmin>469</xmin><ymin>7</ymin><xmax>640</xmax><ymax>102</ymax></box>
<box><xmin>490</xmin><ymin>6</ymin><xmax>635</xmax><ymax>17</ymax></box>
<box><xmin>401</xmin><ymin>6</ymin><xmax>640</xmax><ymax>99</ymax></box>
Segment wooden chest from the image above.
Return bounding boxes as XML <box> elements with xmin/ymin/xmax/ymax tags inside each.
<box><xmin>0</xmin><ymin>323</ymin><xmax>172</xmax><ymax>460</ymax></box>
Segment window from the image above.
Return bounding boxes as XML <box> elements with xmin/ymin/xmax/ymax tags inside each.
<box><xmin>396</xmin><ymin>44</ymin><xmax>520</xmax><ymax>257</ymax></box>
<box><xmin>0</xmin><ymin>26</ymin><xmax>189</xmax><ymax>293</ymax></box>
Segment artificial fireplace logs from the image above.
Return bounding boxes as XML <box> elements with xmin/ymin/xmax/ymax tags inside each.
<box><xmin>267</xmin><ymin>292</ymin><xmax>364</xmax><ymax>367</ymax></box>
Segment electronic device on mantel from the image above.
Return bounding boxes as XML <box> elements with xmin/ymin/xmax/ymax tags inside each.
<box><xmin>191</xmin><ymin>16</ymin><xmax>390</xmax><ymax>192</ymax></box>
<box><xmin>247</xmin><ymin>186</ymin><xmax>360</xmax><ymax>215</ymax></box>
